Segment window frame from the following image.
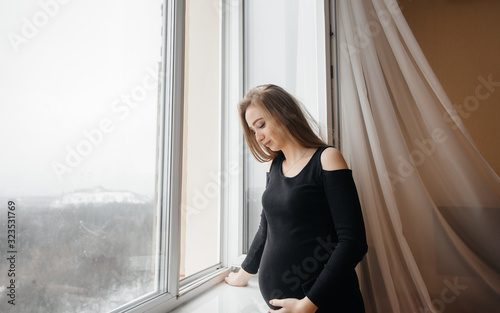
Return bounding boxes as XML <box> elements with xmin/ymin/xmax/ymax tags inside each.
<box><xmin>119</xmin><ymin>0</ymin><xmax>185</xmax><ymax>311</ymax></box>
<box><xmin>220</xmin><ymin>0</ymin><xmax>247</xmax><ymax>269</ymax></box>
<box><xmin>122</xmin><ymin>0</ymin><xmax>246</xmax><ymax>312</ymax></box>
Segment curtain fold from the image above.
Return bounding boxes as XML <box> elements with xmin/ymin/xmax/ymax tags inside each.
<box><xmin>337</xmin><ymin>1</ymin><xmax>500</xmax><ymax>312</ymax></box>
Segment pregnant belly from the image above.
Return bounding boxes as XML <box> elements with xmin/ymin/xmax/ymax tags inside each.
<box><xmin>257</xmin><ymin>242</ymin><xmax>329</xmax><ymax>309</ymax></box>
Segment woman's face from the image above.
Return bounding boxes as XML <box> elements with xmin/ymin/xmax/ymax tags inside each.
<box><xmin>245</xmin><ymin>104</ymin><xmax>285</xmax><ymax>151</ymax></box>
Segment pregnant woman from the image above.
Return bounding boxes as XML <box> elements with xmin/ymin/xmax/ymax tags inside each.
<box><xmin>225</xmin><ymin>84</ymin><xmax>368</xmax><ymax>313</ymax></box>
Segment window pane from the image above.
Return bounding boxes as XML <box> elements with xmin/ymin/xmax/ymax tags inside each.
<box><xmin>0</xmin><ymin>1</ymin><xmax>165</xmax><ymax>312</ymax></box>
<box><xmin>243</xmin><ymin>0</ymin><xmax>328</xmax><ymax>251</ymax></box>
<box><xmin>180</xmin><ymin>0</ymin><xmax>221</xmax><ymax>279</ymax></box>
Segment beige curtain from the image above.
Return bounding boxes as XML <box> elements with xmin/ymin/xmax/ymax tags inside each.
<box><xmin>336</xmin><ymin>0</ymin><xmax>500</xmax><ymax>312</ymax></box>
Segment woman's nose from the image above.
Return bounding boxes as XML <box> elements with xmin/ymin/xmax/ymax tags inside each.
<box><xmin>256</xmin><ymin>132</ymin><xmax>264</xmax><ymax>142</ymax></box>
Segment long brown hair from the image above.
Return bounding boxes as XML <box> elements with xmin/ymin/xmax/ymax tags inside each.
<box><xmin>238</xmin><ymin>84</ymin><xmax>327</xmax><ymax>162</ymax></box>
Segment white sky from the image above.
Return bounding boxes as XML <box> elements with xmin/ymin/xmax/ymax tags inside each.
<box><xmin>0</xmin><ymin>0</ymin><xmax>163</xmax><ymax>197</ymax></box>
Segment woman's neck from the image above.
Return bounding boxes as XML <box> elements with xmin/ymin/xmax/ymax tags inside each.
<box><xmin>281</xmin><ymin>142</ymin><xmax>314</xmax><ymax>164</ymax></box>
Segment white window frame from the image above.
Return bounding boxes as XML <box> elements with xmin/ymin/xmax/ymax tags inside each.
<box><xmin>220</xmin><ymin>0</ymin><xmax>247</xmax><ymax>269</ymax></box>
<box><xmin>121</xmin><ymin>1</ymin><xmax>246</xmax><ymax>312</ymax></box>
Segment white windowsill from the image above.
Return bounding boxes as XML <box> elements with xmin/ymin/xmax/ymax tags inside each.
<box><xmin>170</xmin><ymin>274</ymin><xmax>266</xmax><ymax>313</ymax></box>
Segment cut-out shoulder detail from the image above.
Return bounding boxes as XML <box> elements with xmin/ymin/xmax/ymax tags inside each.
<box><xmin>320</xmin><ymin>147</ymin><xmax>348</xmax><ymax>171</ymax></box>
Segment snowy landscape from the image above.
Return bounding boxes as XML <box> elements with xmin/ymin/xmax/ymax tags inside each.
<box><xmin>0</xmin><ymin>187</ymin><xmax>158</xmax><ymax>312</ymax></box>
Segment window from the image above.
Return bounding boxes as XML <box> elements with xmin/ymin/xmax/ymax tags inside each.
<box><xmin>1</xmin><ymin>0</ymin><xmax>245</xmax><ymax>312</ymax></box>
<box><xmin>0</xmin><ymin>1</ymin><xmax>174</xmax><ymax>312</ymax></box>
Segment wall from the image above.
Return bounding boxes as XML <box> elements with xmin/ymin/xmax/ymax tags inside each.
<box><xmin>180</xmin><ymin>0</ymin><xmax>221</xmax><ymax>278</ymax></box>
<box><xmin>400</xmin><ymin>0</ymin><xmax>500</xmax><ymax>175</ymax></box>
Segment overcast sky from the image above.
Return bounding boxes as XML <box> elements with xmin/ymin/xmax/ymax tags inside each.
<box><xmin>0</xmin><ymin>0</ymin><xmax>163</xmax><ymax>197</ymax></box>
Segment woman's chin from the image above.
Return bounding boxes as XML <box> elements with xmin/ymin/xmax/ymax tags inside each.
<box><xmin>263</xmin><ymin>141</ymin><xmax>279</xmax><ymax>152</ymax></box>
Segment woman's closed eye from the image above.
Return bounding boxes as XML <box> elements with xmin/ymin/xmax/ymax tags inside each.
<box><xmin>250</xmin><ymin>122</ymin><xmax>265</xmax><ymax>134</ymax></box>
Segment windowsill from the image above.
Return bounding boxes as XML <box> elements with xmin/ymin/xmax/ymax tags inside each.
<box><xmin>170</xmin><ymin>274</ymin><xmax>266</xmax><ymax>313</ymax></box>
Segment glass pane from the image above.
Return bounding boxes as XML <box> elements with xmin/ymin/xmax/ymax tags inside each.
<box><xmin>179</xmin><ymin>0</ymin><xmax>221</xmax><ymax>279</ymax></box>
<box><xmin>243</xmin><ymin>0</ymin><xmax>328</xmax><ymax>251</ymax></box>
<box><xmin>0</xmin><ymin>1</ymin><xmax>165</xmax><ymax>312</ymax></box>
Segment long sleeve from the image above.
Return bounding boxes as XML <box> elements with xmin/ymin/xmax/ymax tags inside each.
<box><xmin>305</xmin><ymin>168</ymin><xmax>368</xmax><ymax>306</ymax></box>
<box><xmin>240</xmin><ymin>209</ymin><xmax>268</xmax><ymax>274</ymax></box>
<box><xmin>240</xmin><ymin>172</ymin><xmax>270</xmax><ymax>274</ymax></box>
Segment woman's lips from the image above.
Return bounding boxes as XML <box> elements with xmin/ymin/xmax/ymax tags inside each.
<box><xmin>265</xmin><ymin>140</ymin><xmax>271</xmax><ymax>147</ymax></box>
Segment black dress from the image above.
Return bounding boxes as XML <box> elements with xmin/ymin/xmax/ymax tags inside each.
<box><xmin>241</xmin><ymin>146</ymin><xmax>368</xmax><ymax>313</ymax></box>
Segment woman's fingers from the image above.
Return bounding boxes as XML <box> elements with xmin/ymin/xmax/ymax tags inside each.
<box><xmin>270</xmin><ymin>299</ymin><xmax>285</xmax><ymax>307</ymax></box>
<box><xmin>224</xmin><ymin>271</ymin><xmax>248</xmax><ymax>287</ymax></box>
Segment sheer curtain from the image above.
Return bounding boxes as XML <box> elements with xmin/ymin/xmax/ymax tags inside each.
<box><xmin>336</xmin><ymin>0</ymin><xmax>500</xmax><ymax>312</ymax></box>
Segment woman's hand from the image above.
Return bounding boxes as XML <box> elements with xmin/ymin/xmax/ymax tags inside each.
<box><xmin>224</xmin><ymin>267</ymin><xmax>253</xmax><ymax>287</ymax></box>
<box><xmin>268</xmin><ymin>296</ymin><xmax>318</xmax><ymax>313</ymax></box>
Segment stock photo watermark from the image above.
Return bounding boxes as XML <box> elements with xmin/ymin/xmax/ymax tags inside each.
<box><xmin>239</xmin><ymin>234</ymin><xmax>337</xmax><ymax>310</ymax></box>
<box><xmin>416</xmin><ymin>277</ymin><xmax>467</xmax><ymax>313</ymax></box>
<box><xmin>211</xmin><ymin>0</ymin><xmax>239</xmax><ymax>14</ymax></box>
<box><xmin>8</xmin><ymin>0</ymin><xmax>73</xmax><ymax>53</ymax></box>
<box><xmin>51</xmin><ymin>65</ymin><xmax>161</xmax><ymax>181</ymax></box>
<box><xmin>183</xmin><ymin>159</ymin><xmax>242</xmax><ymax>224</ymax></box>
<box><xmin>281</xmin><ymin>235</ymin><xmax>336</xmax><ymax>292</ymax></box>
<box><xmin>443</xmin><ymin>74</ymin><xmax>500</xmax><ymax>128</ymax></box>
<box><xmin>386</xmin><ymin>74</ymin><xmax>498</xmax><ymax>190</ymax></box>
<box><xmin>4</xmin><ymin>201</ymin><xmax>18</xmax><ymax>306</ymax></box>
<box><xmin>237</xmin><ymin>249</ymin><xmax>468</xmax><ymax>313</ymax></box>
<box><xmin>386</xmin><ymin>127</ymin><xmax>448</xmax><ymax>189</ymax></box>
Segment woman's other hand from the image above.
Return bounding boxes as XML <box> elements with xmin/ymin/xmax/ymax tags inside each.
<box><xmin>224</xmin><ymin>267</ymin><xmax>253</xmax><ymax>287</ymax></box>
<box><xmin>268</xmin><ymin>296</ymin><xmax>318</xmax><ymax>313</ymax></box>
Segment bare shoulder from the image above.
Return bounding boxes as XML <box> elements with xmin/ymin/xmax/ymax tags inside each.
<box><xmin>266</xmin><ymin>160</ymin><xmax>272</xmax><ymax>172</ymax></box>
<box><xmin>320</xmin><ymin>147</ymin><xmax>349</xmax><ymax>171</ymax></box>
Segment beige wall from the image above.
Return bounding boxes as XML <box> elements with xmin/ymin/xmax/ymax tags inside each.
<box><xmin>180</xmin><ymin>0</ymin><xmax>221</xmax><ymax>278</ymax></box>
<box><xmin>400</xmin><ymin>0</ymin><xmax>500</xmax><ymax>175</ymax></box>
